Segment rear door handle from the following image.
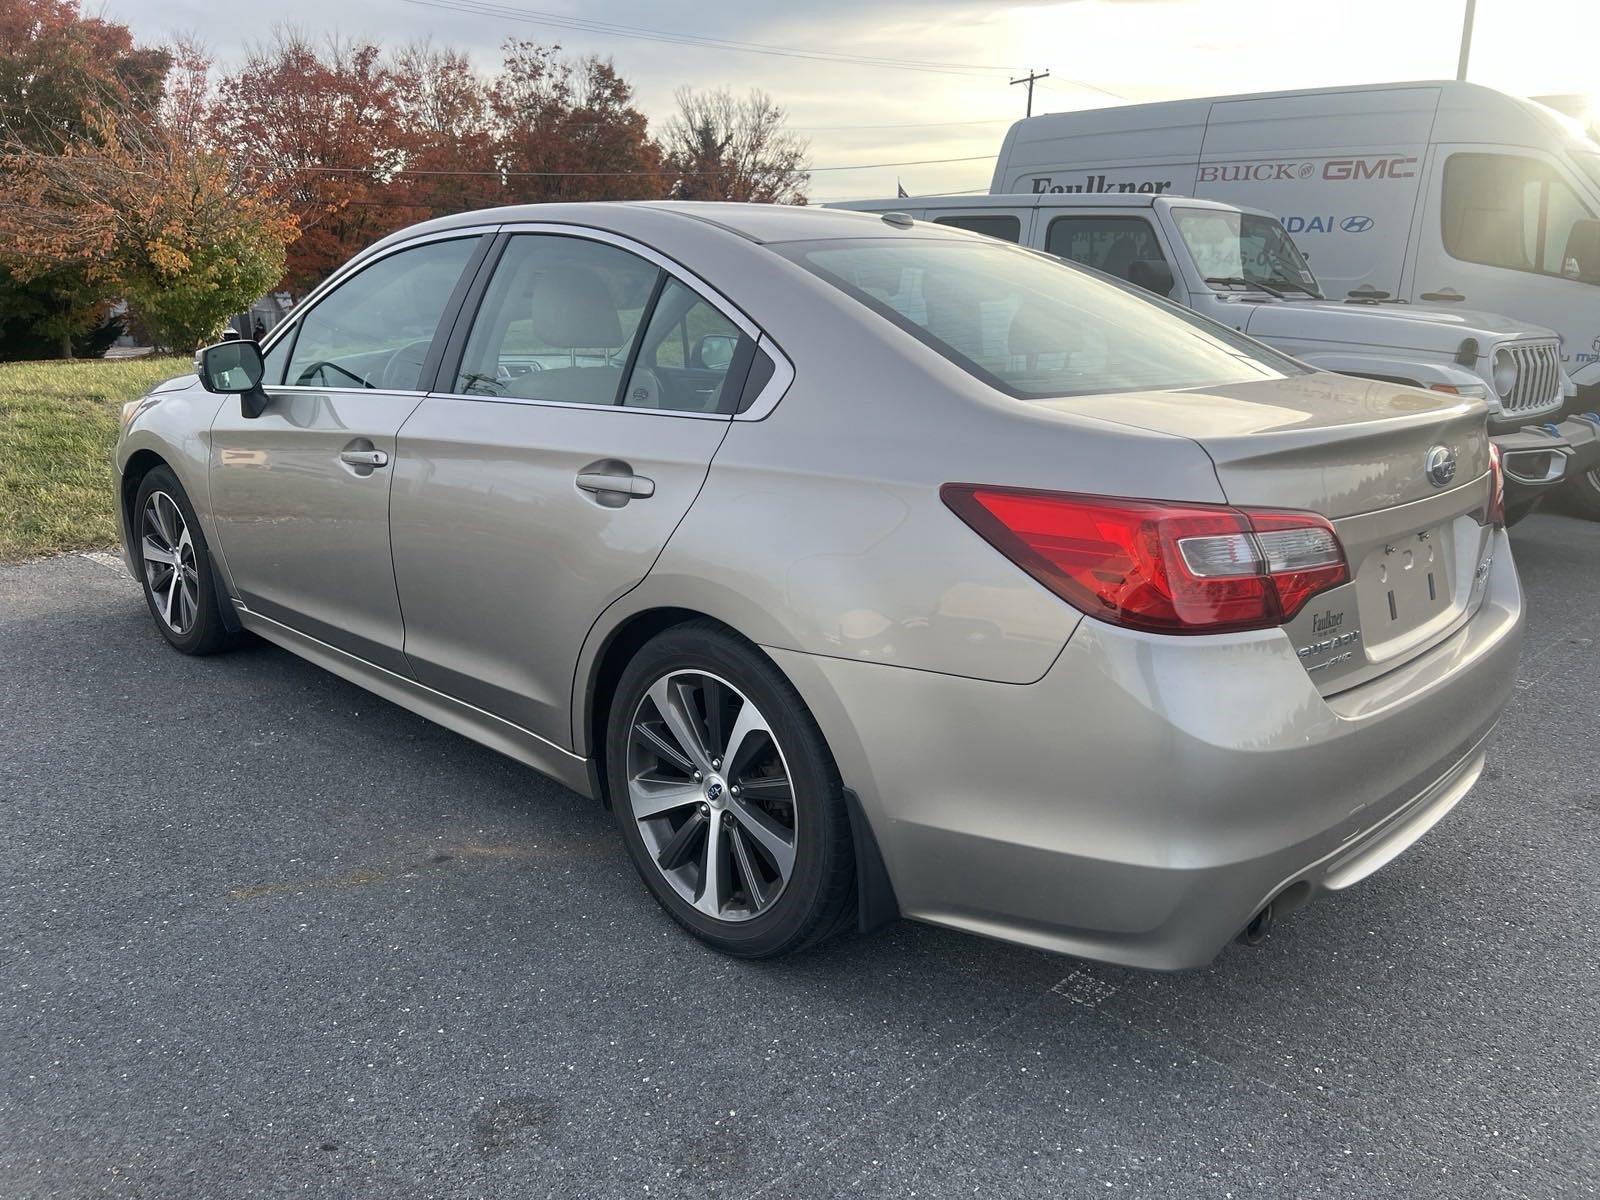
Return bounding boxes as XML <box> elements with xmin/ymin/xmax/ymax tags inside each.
<box><xmin>340</xmin><ymin>449</ymin><xmax>389</xmax><ymax>468</ymax></box>
<box><xmin>576</xmin><ymin>471</ymin><xmax>655</xmax><ymax>498</ymax></box>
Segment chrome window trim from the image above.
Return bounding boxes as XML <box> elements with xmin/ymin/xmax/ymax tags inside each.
<box><xmin>259</xmin><ymin>224</ymin><xmax>503</xmax><ymax>395</ymax></box>
<box><xmin>420</xmin><ymin>391</ymin><xmax>733</xmax><ymax>421</ymax></box>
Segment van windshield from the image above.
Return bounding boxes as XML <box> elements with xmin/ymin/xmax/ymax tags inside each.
<box><xmin>1173</xmin><ymin>208</ymin><xmax>1322</xmax><ymax>298</ymax></box>
<box><xmin>777</xmin><ymin>237</ymin><xmax>1303</xmax><ymax>399</ymax></box>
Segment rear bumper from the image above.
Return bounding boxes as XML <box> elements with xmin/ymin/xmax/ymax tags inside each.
<box><xmin>1492</xmin><ymin>414</ymin><xmax>1600</xmax><ymax>511</ymax></box>
<box><xmin>771</xmin><ymin>528</ymin><xmax>1524</xmax><ymax>970</ymax></box>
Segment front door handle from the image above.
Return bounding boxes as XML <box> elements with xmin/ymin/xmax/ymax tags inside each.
<box><xmin>340</xmin><ymin>448</ymin><xmax>389</xmax><ymax>468</ymax></box>
<box><xmin>576</xmin><ymin>471</ymin><xmax>655</xmax><ymax>498</ymax></box>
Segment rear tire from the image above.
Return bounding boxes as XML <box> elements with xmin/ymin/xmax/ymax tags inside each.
<box><xmin>606</xmin><ymin>621</ymin><xmax>855</xmax><ymax>958</ymax></box>
<box><xmin>131</xmin><ymin>466</ymin><xmax>237</xmax><ymax>655</ymax></box>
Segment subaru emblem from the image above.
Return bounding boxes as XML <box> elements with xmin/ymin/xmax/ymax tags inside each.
<box><xmin>1425</xmin><ymin>444</ymin><xmax>1457</xmax><ymax>488</ymax></box>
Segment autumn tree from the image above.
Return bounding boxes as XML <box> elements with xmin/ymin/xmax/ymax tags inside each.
<box><xmin>0</xmin><ymin>91</ymin><xmax>296</xmax><ymax>351</ymax></box>
<box><xmin>0</xmin><ymin>0</ymin><xmax>171</xmax><ymax>357</ymax></box>
<box><xmin>389</xmin><ymin>41</ymin><xmax>500</xmax><ymax>220</ymax></box>
<box><xmin>492</xmin><ymin>40</ymin><xmax>665</xmax><ymax>203</ymax></box>
<box><xmin>661</xmin><ymin>88</ymin><xmax>809</xmax><ymax>204</ymax></box>
<box><xmin>210</xmin><ymin>30</ymin><xmax>402</xmax><ymax>292</ymax></box>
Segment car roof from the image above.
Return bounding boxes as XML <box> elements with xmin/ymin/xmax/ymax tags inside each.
<box><xmin>361</xmin><ymin>200</ymin><xmax>935</xmax><ymax>259</ymax></box>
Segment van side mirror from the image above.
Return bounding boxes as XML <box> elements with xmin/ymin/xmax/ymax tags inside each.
<box><xmin>1127</xmin><ymin>258</ymin><xmax>1176</xmax><ymax>296</ymax></box>
<box><xmin>1562</xmin><ymin>219</ymin><xmax>1600</xmax><ymax>283</ymax></box>
<box><xmin>196</xmin><ymin>339</ymin><xmax>270</xmax><ymax>418</ymax></box>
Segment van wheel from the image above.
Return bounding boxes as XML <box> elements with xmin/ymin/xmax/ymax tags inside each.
<box><xmin>132</xmin><ymin>466</ymin><xmax>238</xmax><ymax>655</ymax></box>
<box><xmin>606</xmin><ymin>621</ymin><xmax>855</xmax><ymax>958</ymax></box>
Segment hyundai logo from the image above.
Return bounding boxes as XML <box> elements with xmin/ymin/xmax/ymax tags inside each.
<box><xmin>1340</xmin><ymin>215</ymin><xmax>1375</xmax><ymax>233</ymax></box>
<box><xmin>1425</xmin><ymin>444</ymin><xmax>1458</xmax><ymax>488</ymax></box>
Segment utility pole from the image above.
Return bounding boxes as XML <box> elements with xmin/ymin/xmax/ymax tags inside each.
<box><xmin>1456</xmin><ymin>0</ymin><xmax>1476</xmax><ymax>80</ymax></box>
<box><xmin>1010</xmin><ymin>69</ymin><xmax>1050</xmax><ymax>118</ymax></box>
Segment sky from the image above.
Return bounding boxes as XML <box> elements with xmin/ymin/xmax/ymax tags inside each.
<box><xmin>112</xmin><ymin>0</ymin><xmax>1598</xmax><ymax>202</ymax></box>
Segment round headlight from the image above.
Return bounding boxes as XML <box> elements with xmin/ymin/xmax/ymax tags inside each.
<box><xmin>1492</xmin><ymin>348</ymin><xmax>1519</xmax><ymax>398</ymax></box>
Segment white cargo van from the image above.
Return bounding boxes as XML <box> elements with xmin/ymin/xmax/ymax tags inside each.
<box><xmin>830</xmin><ymin>192</ymin><xmax>1596</xmax><ymax>521</ymax></box>
<box><xmin>989</xmin><ymin>80</ymin><xmax>1600</xmax><ymax>515</ymax></box>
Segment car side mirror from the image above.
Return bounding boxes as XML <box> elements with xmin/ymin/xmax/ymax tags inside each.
<box><xmin>196</xmin><ymin>339</ymin><xmax>270</xmax><ymax>418</ymax></box>
<box><xmin>1127</xmin><ymin>258</ymin><xmax>1176</xmax><ymax>296</ymax></box>
<box><xmin>1562</xmin><ymin>219</ymin><xmax>1600</xmax><ymax>283</ymax></box>
<box><xmin>692</xmin><ymin>333</ymin><xmax>738</xmax><ymax>371</ymax></box>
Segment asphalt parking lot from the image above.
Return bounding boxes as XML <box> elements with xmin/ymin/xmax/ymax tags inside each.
<box><xmin>2</xmin><ymin>512</ymin><xmax>1597</xmax><ymax>1200</ymax></box>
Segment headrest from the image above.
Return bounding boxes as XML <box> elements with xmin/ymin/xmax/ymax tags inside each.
<box><xmin>529</xmin><ymin>266</ymin><xmax>623</xmax><ymax>349</ymax></box>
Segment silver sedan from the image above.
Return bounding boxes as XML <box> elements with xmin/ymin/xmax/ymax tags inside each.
<box><xmin>114</xmin><ymin>202</ymin><xmax>1523</xmax><ymax>968</ymax></box>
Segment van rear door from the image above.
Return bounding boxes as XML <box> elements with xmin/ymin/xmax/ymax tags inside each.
<box><xmin>1197</xmin><ymin>88</ymin><xmax>1437</xmax><ymax>300</ymax></box>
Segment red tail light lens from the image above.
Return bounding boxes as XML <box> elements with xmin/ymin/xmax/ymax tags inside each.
<box><xmin>941</xmin><ymin>485</ymin><xmax>1349</xmax><ymax>634</ymax></box>
<box><xmin>1486</xmin><ymin>443</ymin><xmax>1506</xmax><ymax>528</ymax></box>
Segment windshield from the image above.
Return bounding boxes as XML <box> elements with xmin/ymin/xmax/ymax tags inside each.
<box><xmin>1174</xmin><ymin>208</ymin><xmax>1322</xmax><ymax>297</ymax></box>
<box><xmin>779</xmin><ymin>237</ymin><xmax>1303</xmax><ymax>400</ymax></box>
<box><xmin>1573</xmin><ymin>150</ymin><xmax>1600</xmax><ymax>194</ymax></box>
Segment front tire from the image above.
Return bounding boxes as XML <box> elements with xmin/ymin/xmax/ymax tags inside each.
<box><xmin>131</xmin><ymin>466</ymin><xmax>236</xmax><ymax>655</ymax></box>
<box><xmin>606</xmin><ymin>622</ymin><xmax>855</xmax><ymax>958</ymax></box>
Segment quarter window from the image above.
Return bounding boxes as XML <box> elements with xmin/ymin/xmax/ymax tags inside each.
<box><xmin>1045</xmin><ymin>216</ymin><xmax>1173</xmax><ymax>294</ymax></box>
<box><xmin>1443</xmin><ymin>153</ymin><xmax>1594</xmax><ymax>278</ymax></box>
<box><xmin>933</xmin><ymin>214</ymin><xmax>1022</xmax><ymax>243</ymax></box>
<box><xmin>282</xmin><ymin>237</ymin><xmax>478</xmax><ymax>391</ymax></box>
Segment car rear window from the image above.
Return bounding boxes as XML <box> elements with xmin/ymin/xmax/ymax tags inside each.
<box><xmin>778</xmin><ymin>237</ymin><xmax>1302</xmax><ymax>399</ymax></box>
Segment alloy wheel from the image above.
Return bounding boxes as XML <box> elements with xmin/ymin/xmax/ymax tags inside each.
<box><xmin>626</xmin><ymin>670</ymin><xmax>798</xmax><ymax>922</ymax></box>
<box><xmin>140</xmin><ymin>491</ymin><xmax>200</xmax><ymax>635</ymax></box>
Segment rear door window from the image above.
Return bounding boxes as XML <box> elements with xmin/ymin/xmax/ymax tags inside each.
<box><xmin>621</xmin><ymin>279</ymin><xmax>752</xmax><ymax>412</ymax></box>
<box><xmin>452</xmin><ymin>234</ymin><xmax>659</xmax><ymax>405</ymax></box>
<box><xmin>1045</xmin><ymin>216</ymin><xmax>1172</xmax><ymax>293</ymax></box>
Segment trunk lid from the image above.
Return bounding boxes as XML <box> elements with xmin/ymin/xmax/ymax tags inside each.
<box><xmin>1033</xmin><ymin>373</ymin><xmax>1498</xmax><ymax>694</ymax></box>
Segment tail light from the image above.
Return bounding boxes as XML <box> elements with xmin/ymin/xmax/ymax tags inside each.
<box><xmin>941</xmin><ymin>485</ymin><xmax>1349</xmax><ymax>635</ymax></box>
<box><xmin>1486</xmin><ymin>443</ymin><xmax>1506</xmax><ymax>528</ymax></box>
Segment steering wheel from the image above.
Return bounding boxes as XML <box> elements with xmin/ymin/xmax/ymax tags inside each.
<box><xmin>293</xmin><ymin>361</ymin><xmax>373</xmax><ymax>389</ymax></box>
<box><xmin>376</xmin><ymin>339</ymin><xmax>434</xmax><ymax>390</ymax></box>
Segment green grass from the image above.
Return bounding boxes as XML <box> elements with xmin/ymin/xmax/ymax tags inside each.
<box><xmin>0</xmin><ymin>356</ymin><xmax>190</xmax><ymax>561</ymax></box>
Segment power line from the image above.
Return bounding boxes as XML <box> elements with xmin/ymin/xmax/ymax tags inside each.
<box><xmin>787</xmin><ymin>118</ymin><xmax>1013</xmax><ymax>132</ymax></box>
<box><xmin>397</xmin><ymin>0</ymin><xmax>1017</xmax><ymax>78</ymax></box>
<box><xmin>283</xmin><ymin>153</ymin><xmax>998</xmax><ymax>179</ymax></box>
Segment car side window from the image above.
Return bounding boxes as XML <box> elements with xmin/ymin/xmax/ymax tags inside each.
<box><xmin>260</xmin><ymin>324</ymin><xmax>294</xmax><ymax>385</ymax></box>
<box><xmin>283</xmin><ymin>238</ymin><xmax>478</xmax><ymax>391</ymax></box>
<box><xmin>1443</xmin><ymin>152</ymin><xmax>1596</xmax><ymax>277</ymax></box>
<box><xmin>933</xmin><ymin>214</ymin><xmax>1022</xmax><ymax>243</ymax></box>
<box><xmin>453</xmin><ymin>234</ymin><xmax>661</xmax><ymax>405</ymax></box>
<box><xmin>1045</xmin><ymin>216</ymin><xmax>1170</xmax><ymax>289</ymax></box>
<box><xmin>621</xmin><ymin>279</ymin><xmax>751</xmax><ymax>412</ymax></box>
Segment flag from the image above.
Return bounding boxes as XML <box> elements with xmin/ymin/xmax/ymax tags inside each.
<box><xmin>897</xmin><ymin>179</ymin><xmax>909</xmax><ymax>199</ymax></box>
